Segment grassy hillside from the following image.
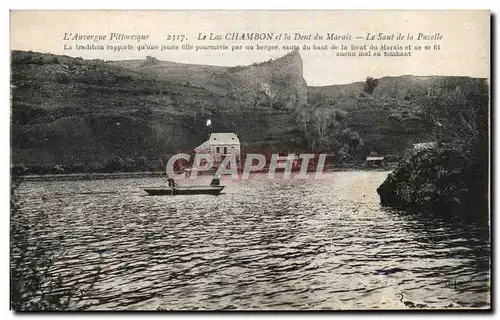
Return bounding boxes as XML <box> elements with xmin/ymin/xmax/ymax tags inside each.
<box><xmin>11</xmin><ymin>50</ymin><xmax>307</xmax><ymax>173</ymax></box>
<box><xmin>10</xmin><ymin>50</ymin><xmax>488</xmax><ymax>173</ymax></box>
<box><xmin>305</xmin><ymin>76</ymin><xmax>488</xmax><ymax>160</ymax></box>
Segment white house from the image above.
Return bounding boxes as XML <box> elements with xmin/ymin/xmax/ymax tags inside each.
<box><xmin>194</xmin><ymin>133</ymin><xmax>241</xmax><ymax>165</ymax></box>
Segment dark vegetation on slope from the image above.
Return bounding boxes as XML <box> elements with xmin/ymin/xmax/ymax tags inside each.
<box><xmin>11</xmin><ymin>50</ymin><xmax>306</xmax><ymax>174</ymax></box>
<box><xmin>10</xmin><ymin>50</ymin><xmax>488</xmax><ymax>177</ymax></box>
<box><xmin>304</xmin><ymin>75</ymin><xmax>486</xmax><ymax>164</ymax></box>
<box><xmin>377</xmin><ymin>78</ymin><xmax>489</xmax><ymax>224</ymax></box>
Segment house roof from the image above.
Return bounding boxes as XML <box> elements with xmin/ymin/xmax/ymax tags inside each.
<box><xmin>210</xmin><ymin>133</ymin><xmax>239</xmax><ymax>145</ymax></box>
<box><xmin>194</xmin><ymin>140</ymin><xmax>210</xmax><ymax>153</ymax></box>
<box><xmin>366</xmin><ymin>156</ymin><xmax>384</xmax><ymax>161</ymax></box>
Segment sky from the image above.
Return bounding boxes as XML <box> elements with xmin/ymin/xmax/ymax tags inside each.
<box><xmin>10</xmin><ymin>10</ymin><xmax>490</xmax><ymax>85</ymax></box>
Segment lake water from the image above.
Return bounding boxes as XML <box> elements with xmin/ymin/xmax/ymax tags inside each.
<box><xmin>11</xmin><ymin>171</ymin><xmax>490</xmax><ymax>310</ymax></box>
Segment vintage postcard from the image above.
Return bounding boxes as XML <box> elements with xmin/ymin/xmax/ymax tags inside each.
<box><xmin>10</xmin><ymin>10</ymin><xmax>490</xmax><ymax>311</ymax></box>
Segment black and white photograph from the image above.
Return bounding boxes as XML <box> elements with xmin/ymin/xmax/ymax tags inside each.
<box><xmin>9</xmin><ymin>10</ymin><xmax>491</xmax><ymax>311</ymax></box>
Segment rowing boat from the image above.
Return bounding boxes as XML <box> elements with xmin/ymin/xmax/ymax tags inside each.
<box><xmin>143</xmin><ymin>185</ymin><xmax>225</xmax><ymax>196</ymax></box>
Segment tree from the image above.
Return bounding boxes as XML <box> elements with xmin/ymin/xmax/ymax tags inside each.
<box><xmin>340</xmin><ymin>128</ymin><xmax>363</xmax><ymax>152</ymax></box>
<box><xmin>296</xmin><ymin>107</ymin><xmax>312</xmax><ymax>134</ymax></box>
<box><xmin>363</xmin><ymin>77</ymin><xmax>379</xmax><ymax>95</ymax></box>
<box><xmin>425</xmin><ymin>79</ymin><xmax>489</xmax><ymax>166</ymax></box>
<box><xmin>146</xmin><ymin>56</ymin><xmax>160</xmax><ymax>64</ymax></box>
<box><xmin>104</xmin><ymin>156</ymin><xmax>127</xmax><ymax>172</ymax></box>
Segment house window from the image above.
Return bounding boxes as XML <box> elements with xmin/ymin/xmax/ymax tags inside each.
<box><xmin>224</xmin><ymin>147</ymin><xmax>228</xmax><ymax>154</ymax></box>
<box><xmin>216</xmin><ymin>147</ymin><xmax>220</xmax><ymax>153</ymax></box>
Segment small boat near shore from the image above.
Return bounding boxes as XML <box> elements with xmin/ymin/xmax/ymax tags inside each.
<box><xmin>142</xmin><ymin>177</ymin><xmax>224</xmax><ymax>196</ymax></box>
<box><xmin>143</xmin><ymin>185</ymin><xmax>225</xmax><ymax>196</ymax></box>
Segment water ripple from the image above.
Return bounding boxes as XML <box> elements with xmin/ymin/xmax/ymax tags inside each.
<box><xmin>11</xmin><ymin>172</ymin><xmax>490</xmax><ymax>310</ymax></box>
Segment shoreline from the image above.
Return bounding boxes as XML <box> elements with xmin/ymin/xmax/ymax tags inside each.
<box><xmin>13</xmin><ymin>167</ymin><xmax>395</xmax><ymax>182</ymax></box>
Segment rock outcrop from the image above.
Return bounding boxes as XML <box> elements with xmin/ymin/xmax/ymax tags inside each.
<box><xmin>377</xmin><ymin>147</ymin><xmax>489</xmax><ymax>224</ymax></box>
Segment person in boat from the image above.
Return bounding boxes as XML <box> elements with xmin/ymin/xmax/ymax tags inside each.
<box><xmin>210</xmin><ymin>177</ymin><xmax>220</xmax><ymax>187</ymax></box>
<box><xmin>167</xmin><ymin>178</ymin><xmax>178</xmax><ymax>187</ymax></box>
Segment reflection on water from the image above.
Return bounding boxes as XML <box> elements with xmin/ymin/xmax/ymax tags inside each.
<box><xmin>11</xmin><ymin>171</ymin><xmax>490</xmax><ymax>310</ymax></box>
